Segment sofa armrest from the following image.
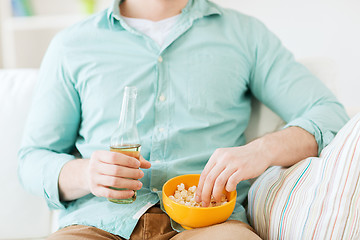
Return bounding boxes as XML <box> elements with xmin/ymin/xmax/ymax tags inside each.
<box><xmin>0</xmin><ymin>69</ymin><xmax>53</xmax><ymax>240</ymax></box>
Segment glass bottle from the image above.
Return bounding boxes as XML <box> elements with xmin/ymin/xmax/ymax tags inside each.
<box><xmin>109</xmin><ymin>86</ymin><xmax>141</xmax><ymax>204</ymax></box>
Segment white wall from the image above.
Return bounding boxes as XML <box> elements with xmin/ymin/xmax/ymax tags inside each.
<box><xmin>212</xmin><ymin>0</ymin><xmax>360</xmax><ymax>113</ymax></box>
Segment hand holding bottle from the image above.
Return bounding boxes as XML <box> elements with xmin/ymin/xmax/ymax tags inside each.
<box><xmin>87</xmin><ymin>150</ymin><xmax>151</xmax><ymax>200</ymax></box>
<box><xmin>58</xmin><ymin>87</ymin><xmax>147</xmax><ymax>203</ymax></box>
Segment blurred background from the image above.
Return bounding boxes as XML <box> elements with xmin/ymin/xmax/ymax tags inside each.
<box><xmin>0</xmin><ymin>0</ymin><xmax>359</xmax><ymax>112</ymax></box>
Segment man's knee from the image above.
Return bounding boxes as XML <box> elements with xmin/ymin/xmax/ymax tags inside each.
<box><xmin>171</xmin><ymin>220</ymin><xmax>261</xmax><ymax>240</ymax></box>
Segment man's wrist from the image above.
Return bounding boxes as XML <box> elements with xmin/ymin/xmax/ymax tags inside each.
<box><xmin>78</xmin><ymin>158</ymin><xmax>91</xmax><ymax>193</ymax></box>
<box><xmin>246</xmin><ymin>134</ymin><xmax>276</xmax><ymax>168</ymax></box>
<box><xmin>247</xmin><ymin>127</ymin><xmax>318</xmax><ymax>168</ymax></box>
<box><xmin>59</xmin><ymin>158</ymin><xmax>91</xmax><ymax>202</ymax></box>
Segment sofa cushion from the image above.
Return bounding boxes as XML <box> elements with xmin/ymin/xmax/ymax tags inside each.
<box><xmin>248</xmin><ymin>113</ymin><xmax>360</xmax><ymax>239</ymax></box>
<box><xmin>0</xmin><ymin>69</ymin><xmax>52</xmax><ymax>239</ymax></box>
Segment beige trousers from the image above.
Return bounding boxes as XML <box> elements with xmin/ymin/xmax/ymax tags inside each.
<box><xmin>48</xmin><ymin>206</ymin><xmax>261</xmax><ymax>240</ymax></box>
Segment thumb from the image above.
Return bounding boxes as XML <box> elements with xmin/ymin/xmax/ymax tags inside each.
<box><xmin>139</xmin><ymin>155</ymin><xmax>151</xmax><ymax>169</ymax></box>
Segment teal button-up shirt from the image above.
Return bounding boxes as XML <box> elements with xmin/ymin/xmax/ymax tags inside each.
<box><xmin>18</xmin><ymin>0</ymin><xmax>349</xmax><ymax>238</ymax></box>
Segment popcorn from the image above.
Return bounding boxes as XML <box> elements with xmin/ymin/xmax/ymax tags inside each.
<box><xmin>188</xmin><ymin>185</ymin><xmax>196</xmax><ymax>193</ymax></box>
<box><xmin>169</xmin><ymin>183</ymin><xmax>228</xmax><ymax>207</ymax></box>
<box><xmin>180</xmin><ymin>189</ymin><xmax>188</xmax><ymax>198</ymax></box>
<box><xmin>174</xmin><ymin>191</ymin><xmax>182</xmax><ymax>200</ymax></box>
<box><xmin>177</xmin><ymin>183</ymin><xmax>185</xmax><ymax>191</ymax></box>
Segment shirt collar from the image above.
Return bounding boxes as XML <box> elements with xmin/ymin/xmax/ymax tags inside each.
<box><xmin>107</xmin><ymin>0</ymin><xmax>221</xmax><ymax>27</ymax></box>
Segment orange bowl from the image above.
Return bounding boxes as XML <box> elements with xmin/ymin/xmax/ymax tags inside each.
<box><xmin>162</xmin><ymin>174</ymin><xmax>237</xmax><ymax>229</ymax></box>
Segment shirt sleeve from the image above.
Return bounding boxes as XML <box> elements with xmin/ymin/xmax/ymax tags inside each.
<box><xmin>248</xmin><ymin>19</ymin><xmax>349</xmax><ymax>155</ymax></box>
<box><xmin>18</xmin><ymin>33</ymin><xmax>81</xmax><ymax>210</ymax></box>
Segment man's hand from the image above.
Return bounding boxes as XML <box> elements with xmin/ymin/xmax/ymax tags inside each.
<box><xmin>195</xmin><ymin>145</ymin><xmax>270</xmax><ymax>207</ymax></box>
<box><xmin>59</xmin><ymin>150</ymin><xmax>151</xmax><ymax>202</ymax></box>
<box><xmin>87</xmin><ymin>150</ymin><xmax>151</xmax><ymax>200</ymax></box>
<box><xmin>195</xmin><ymin>127</ymin><xmax>318</xmax><ymax>207</ymax></box>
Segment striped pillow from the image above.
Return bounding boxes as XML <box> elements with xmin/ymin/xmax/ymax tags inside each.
<box><xmin>248</xmin><ymin>113</ymin><xmax>360</xmax><ymax>240</ymax></box>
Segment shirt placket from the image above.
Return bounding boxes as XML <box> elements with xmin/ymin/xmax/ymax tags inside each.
<box><xmin>149</xmin><ymin>53</ymin><xmax>170</xmax><ymax>193</ymax></box>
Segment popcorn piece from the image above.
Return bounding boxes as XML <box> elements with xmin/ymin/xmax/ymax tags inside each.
<box><xmin>188</xmin><ymin>185</ymin><xmax>197</xmax><ymax>193</ymax></box>
<box><xmin>186</xmin><ymin>195</ymin><xmax>193</xmax><ymax>202</ymax></box>
<box><xmin>180</xmin><ymin>190</ymin><xmax>188</xmax><ymax>199</ymax></box>
<box><xmin>174</xmin><ymin>191</ymin><xmax>182</xmax><ymax>200</ymax></box>
<box><xmin>177</xmin><ymin>183</ymin><xmax>185</xmax><ymax>191</ymax></box>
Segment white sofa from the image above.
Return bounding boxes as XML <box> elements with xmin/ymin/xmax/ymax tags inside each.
<box><xmin>0</xmin><ymin>69</ymin><xmax>55</xmax><ymax>240</ymax></box>
<box><xmin>0</xmin><ymin>59</ymin><xmax>358</xmax><ymax>239</ymax></box>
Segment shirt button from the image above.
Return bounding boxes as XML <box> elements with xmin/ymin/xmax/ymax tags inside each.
<box><xmin>159</xmin><ymin>95</ymin><xmax>166</xmax><ymax>102</ymax></box>
<box><xmin>159</xmin><ymin>127</ymin><xmax>165</xmax><ymax>132</ymax></box>
<box><xmin>158</xmin><ymin>56</ymin><xmax>163</xmax><ymax>63</ymax></box>
<box><xmin>152</xmin><ymin>188</ymin><xmax>158</xmax><ymax>192</ymax></box>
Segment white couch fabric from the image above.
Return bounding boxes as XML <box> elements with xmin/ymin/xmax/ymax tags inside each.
<box><xmin>0</xmin><ymin>69</ymin><xmax>53</xmax><ymax>239</ymax></box>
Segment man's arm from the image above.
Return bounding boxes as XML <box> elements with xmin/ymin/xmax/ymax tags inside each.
<box><xmin>18</xmin><ymin>33</ymin><xmax>151</xmax><ymax>206</ymax></box>
<box><xmin>18</xmin><ymin>34</ymin><xmax>82</xmax><ymax>209</ymax></box>
<box><xmin>196</xmin><ymin>126</ymin><xmax>317</xmax><ymax>206</ymax></box>
<box><xmin>196</xmin><ymin>18</ymin><xmax>350</xmax><ymax>206</ymax></box>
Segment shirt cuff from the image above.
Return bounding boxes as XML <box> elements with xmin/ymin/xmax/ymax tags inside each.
<box><xmin>283</xmin><ymin>118</ymin><xmax>335</xmax><ymax>156</ymax></box>
<box><xmin>42</xmin><ymin>153</ymin><xmax>75</xmax><ymax>210</ymax></box>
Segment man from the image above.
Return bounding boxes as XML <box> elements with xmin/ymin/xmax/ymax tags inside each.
<box><xmin>18</xmin><ymin>0</ymin><xmax>349</xmax><ymax>239</ymax></box>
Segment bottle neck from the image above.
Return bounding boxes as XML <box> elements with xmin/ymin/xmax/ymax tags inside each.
<box><xmin>118</xmin><ymin>93</ymin><xmax>137</xmax><ymax>129</ymax></box>
<box><xmin>111</xmin><ymin>86</ymin><xmax>139</xmax><ymax>148</ymax></box>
